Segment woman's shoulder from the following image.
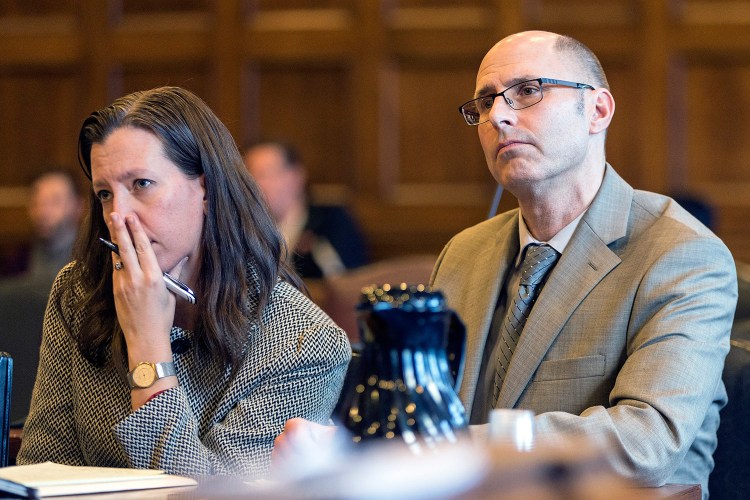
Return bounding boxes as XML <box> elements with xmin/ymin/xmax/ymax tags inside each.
<box><xmin>47</xmin><ymin>261</ymin><xmax>87</xmax><ymax>322</ymax></box>
<box><xmin>264</xmin><ymin>280</ymin><xmax>336</xmax><ymax>327</ymax></box>
<box><xmin>250</xmin><ymin>280</ymin><xmax>350</xmax><ymax>360</ymax></box>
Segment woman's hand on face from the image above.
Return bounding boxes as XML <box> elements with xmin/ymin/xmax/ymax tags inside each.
<box><xmin>107</xmin><ymin>212</ymin><xmax>176</xmax><ymax>357</ymax></box>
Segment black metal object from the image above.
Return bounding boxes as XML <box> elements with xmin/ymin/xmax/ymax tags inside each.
<box><xmin>335</xmin><ymin>284</ymin><xmax>468</xmax><ymax>452</ymax></box>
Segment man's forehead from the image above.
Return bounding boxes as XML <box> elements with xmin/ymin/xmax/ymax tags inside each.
<box><xmin>475</xmin><ymin>32</ymin><xmax>559</xmax><ymax>82</ymax></box>
<box><xmin>477</xmin><ymin>55</ymin><xmax>527</xmax><ymax>79</ymax></box>
<box><xmin>475</xmin><ymin>56</ymin><xmax>547</xmax><ymax>94</ymax></box>
<box><xmin>475</xmin><ymin>50</ymin><xmax>570</xmax><ymax>94</ymax></box>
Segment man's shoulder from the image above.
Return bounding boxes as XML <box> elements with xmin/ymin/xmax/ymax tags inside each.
<box><xmin>630</xmin><ymin>189</ymin><xmax>718</xmax><ymax>241</ymax></box>
<box><xmin>449</xmin><ymin>209</ymin><xmax>519</xmax><ymax>245</ymax></box>
<box><xmin>432</xmin><ymin>210</ymin><xmax>518</xmax><ymax>282</ymax></box>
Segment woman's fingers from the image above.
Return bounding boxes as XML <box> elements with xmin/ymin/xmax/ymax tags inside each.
<box><xmin>108</xmin><ymin>212</ymin><xmax>140</xmax><ymax>274</ymax></box>
<box><xmin>123</xmin><ymin>214</ymin><xmax>161</xmax><ymax>279</ymax></box>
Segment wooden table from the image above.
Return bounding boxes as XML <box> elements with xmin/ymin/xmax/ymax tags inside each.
<box><xmin>2</xmin><ymin>430</ymin><xmax>700</xmax><ymax>500</ymax></box>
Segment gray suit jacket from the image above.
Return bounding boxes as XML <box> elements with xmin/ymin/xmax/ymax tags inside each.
<box><xmin>431</xmin><ymin>165</ymin><xmax>737</xmax><ymax>495</ymax></box>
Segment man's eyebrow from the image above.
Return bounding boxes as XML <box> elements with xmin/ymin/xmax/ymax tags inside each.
<box><xmin>474</xmin><ymin>76</ymin><xmax>538</xmax><ymax>98</ymax></box>
<box><xmin>474</xmin><ymin>84</ymin><xmax>496</xmax><ymax>99</ymax></box>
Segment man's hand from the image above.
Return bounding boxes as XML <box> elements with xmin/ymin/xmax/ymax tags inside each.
<box><xmin>272</xmin><ymin>418</ymin><xmax>338</xmax><ymax>475</ymax></box>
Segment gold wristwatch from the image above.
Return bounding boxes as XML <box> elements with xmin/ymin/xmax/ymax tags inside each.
<box><xmin>127</xmin><ymin>361</ymin><xmax>176</xmax><ymax>389</ymax></box>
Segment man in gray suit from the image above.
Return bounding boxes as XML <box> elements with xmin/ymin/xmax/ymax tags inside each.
<box><xmin>272</xmin><ymin>31</ymin><xmax>736</xmax><ymax>497</ymax></box>
<box><xmin>436</xmin><ymin>30</ymin><xmax>736</xmax><ymax>496</ymax></box>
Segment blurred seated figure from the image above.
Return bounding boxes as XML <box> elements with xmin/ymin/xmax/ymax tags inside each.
<box><xmin>671</xmin><ymin>193</ymin><xmax>714</xmax><ymax>231</ymax></box>
<box><xmin>708</xmin><ymin>338</ymin><xmax>750</xmax><ymax>499</ymax></box>
<box><xmin>0</xmin><ymin>280</ymin><xmax>48</xmax><ymax>426</ymax></box>
<box><xmin>0</xmin><ymin>170</ymin><xmax>82</xmax><ymax>427</ymax></box>
<box><xmin>243</xmin><ymin>141</ymin><xmax>368</xmax><ymax>279</ymax></box>
<box><xmin>0</xmin><ymin>169</ymin><xmax>83</xmax><ymax>289</ymax></box>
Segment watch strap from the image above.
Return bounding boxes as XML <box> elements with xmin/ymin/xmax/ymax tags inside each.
<box><xmin>127</xmin><ymin>361</ymin><xmax>176</xmax><ymax>389</ymax></box>
<box><xmin>154</xmin><ymin>361</ymin><xmax>176</xmax><ymax>379</ymax></box>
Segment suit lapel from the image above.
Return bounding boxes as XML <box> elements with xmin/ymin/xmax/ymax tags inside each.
<box><xmin>456</xmin><ymin>215</ymin><xmax>519</xmax><ymax>411</ymax></box>
<box><xmin>496</xmin><ymin>165</ymin><xmax>633</xmax><ymax>408</ymax></box>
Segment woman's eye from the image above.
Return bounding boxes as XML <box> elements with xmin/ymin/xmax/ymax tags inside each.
<box><xmin>96</xmin><ymin>190</ymin><xmax>112</xmax><ymax>202</ymax></box>
<box><xmin>134</xmin><ymin>179</ymin><xmax>153</xmax><ymax>190</ymax></box>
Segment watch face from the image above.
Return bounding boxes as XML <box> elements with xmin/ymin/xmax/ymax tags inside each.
<box><xmin>132</xmin><ymin>363</ymin><xmax>157</xmax><ymax>388</ymax></box>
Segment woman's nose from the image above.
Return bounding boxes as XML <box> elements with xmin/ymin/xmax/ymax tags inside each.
<box><xmin>109</xmin><ymin>194</ymin><xmax>132</xmax><ymax>218</ymax></box>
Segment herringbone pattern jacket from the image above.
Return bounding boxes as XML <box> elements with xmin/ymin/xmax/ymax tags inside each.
<box><xmin>18</xmin><ymin>263</ymin><xmax>350</xmax><ymax>478</ymax></box>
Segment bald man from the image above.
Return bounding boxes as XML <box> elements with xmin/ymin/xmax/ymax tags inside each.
<box><xmin>274</xmin><ymin>32</ymin><xmax>736</xmax><ymax>498</ymax></box>
<box><xmin>433</xmin><ymin>30</ymin><xmax>735</xmax><ymax>497</ymax></box>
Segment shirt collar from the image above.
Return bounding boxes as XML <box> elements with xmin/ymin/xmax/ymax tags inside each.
<box><xmin>516</xmin><ymin>210</ymin><xmax>586</xmax><ymax>266</ymax></box>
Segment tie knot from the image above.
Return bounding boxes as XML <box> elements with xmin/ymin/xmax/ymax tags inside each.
<box><xmin>520</xmin><ymin>244</ymin><xmax>559</xmax><ymax>286</ymax></box>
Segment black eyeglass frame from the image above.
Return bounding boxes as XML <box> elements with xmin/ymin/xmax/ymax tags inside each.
<box><xmin>458</xmin><ymin>78</ymin><xmax>595</xmax><ymax>126</ymax></box>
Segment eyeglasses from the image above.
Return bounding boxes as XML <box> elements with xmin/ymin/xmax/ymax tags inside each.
<box><xmin>458</xmin><ymin>78</ymin><xmax>595</xmax><ymax>126</ymax></box>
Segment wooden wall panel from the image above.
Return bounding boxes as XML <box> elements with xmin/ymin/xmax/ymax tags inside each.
<box><xmin>601</xmin><ymin>61</ymin><xmax>641</xmax><ymax>187</ymax></box>
<box><xmin>1</xmin><ymin>0</ymin><xmax>749</xmax><ymax>266</ymax></box>
<box><xmin>0</xmin><ymin>0</ymin><xmax>72</xmax><ymax>16</ymax></box>
<box><xmin>397</xmin><ymin>64</ymin><xmax>487</xmax><ymax>186</ymax></box>
<box><xmin>682</xmin><ymin>60</ymin><xmax>750</xmax><ymax>257</ymax></box>
<box><xmin>0</xmin><ymin>72</ymin><xmax>81</xmax><ymax>182</ymax></box>
<box><xmin>671</xmin><ymin>0</ymin><xmax>750</xmax><ymax>259</ymax></box>
<box><xmin>118</xmin><ymin>64</ymin><xmax>210</xmax><ymax>108</ymax></box>
<box><xmin>121</xmin><ymin>0</ymin><xmax>207</xmax><ymax>14</ymax></box>
<box><xmin>251</xmin><ymin>64</ymin><xmax>354</xmax><ymax>190</ymax></box>
<box><xmin>684</xmin><ymin>62</ymin><xmax>750</xmax><ymax>186</ymax></box>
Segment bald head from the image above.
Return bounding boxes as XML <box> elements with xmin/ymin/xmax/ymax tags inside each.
<box><xmin>482</xmin><ymin>31</ymin><xmax>608</xmax><ymax>91</ymax></box>
<box><xmin>472</xmin><ymin>29</ymin><xmax>616</xmax><ymax>217</ymax></box>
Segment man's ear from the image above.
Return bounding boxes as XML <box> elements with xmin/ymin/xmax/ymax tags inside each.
<box><xmin>589</xmin><ymin>88</ymin><xmax>615</xmax><ymax>135</ymax></box>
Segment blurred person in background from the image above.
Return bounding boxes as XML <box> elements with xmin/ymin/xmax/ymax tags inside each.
<box><xmin>0</xmin><ymin>169</ymin><xmax>82</xmax><ymax>289</ymax></box>
<box><xmin>0</xmin><ymin>169</ymin><xmax>82</xmax><ymax>426</ymax></box>
<box><xmin>243</xmin><ymin>141</ymin><xmax>368</xmax><ymax>279</ymax></box>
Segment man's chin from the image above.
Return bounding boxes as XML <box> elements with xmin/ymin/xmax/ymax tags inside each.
<box><xmin>492</xmin><ymin>160</ymin><xmax>536</xmax><ymax>185</ymax></box>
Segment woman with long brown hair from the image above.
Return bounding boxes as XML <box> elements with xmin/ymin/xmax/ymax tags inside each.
<box><xmin>18</xmin><ymin>86</ymin><xmax>350</xmax><ymax>478</ymax></box>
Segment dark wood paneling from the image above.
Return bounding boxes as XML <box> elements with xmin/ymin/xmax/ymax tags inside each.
<box><xmin>252</xmin><ymin>64</ymin><xmax>354</xmax><ymax>188</ymax></box>
<box><xmin>118</xmin><ymin>64</ymin><xmax>210</xmax><ymax>108</ymax></box>
<box><xmin>0</xmin><ymin>0</ymin><xmax>749</xmax><ymax>264</ymax></box>
<box><xmin>601</xmin><ymin>60</ymin><xmax>641</xmax><ymax>188</ymax></box>
<box><xmin>0</xmin><ymin>72</ymin><xmax>81</xmax><ymax>182</ymax></box>
<box><xmin>396</xmin><ymin>63</ymin><xmax>489</xmax><ymax>187</ymax></box>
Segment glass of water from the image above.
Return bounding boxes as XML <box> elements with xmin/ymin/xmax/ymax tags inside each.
<box><xmin>489</xmin><ymin>409</ymin><xmax>535</xmax><ymax>451</ymax></box>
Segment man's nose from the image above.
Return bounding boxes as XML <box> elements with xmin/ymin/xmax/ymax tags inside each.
<box><xmin>487</xmin><ymin>96</ymin><xmax>517</xmax><ymax>127</ymax></box>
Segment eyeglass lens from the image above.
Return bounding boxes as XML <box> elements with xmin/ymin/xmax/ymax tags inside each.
<box><xmin>462</xmin><ymin>80</ymin><xmax>544</xmax><ymax>125</ymax></box>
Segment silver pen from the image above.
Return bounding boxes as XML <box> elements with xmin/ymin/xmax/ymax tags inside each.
<box><xmin>99</xmin><ymin>237</ymin><xmax>197</xmax><ymax>305</ymax></box>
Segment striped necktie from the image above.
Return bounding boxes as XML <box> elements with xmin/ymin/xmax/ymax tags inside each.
<box><xmin>492</xmin><ymin>244</ymin><xmax>560</xmax><ymax>407</ymax></box>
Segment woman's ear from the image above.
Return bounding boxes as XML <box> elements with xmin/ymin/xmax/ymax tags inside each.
<box><xmin>200</xmin><ymin>174</ymin><xmax>208</xmax><ymax>215</ymax></box>
<box><xmin>589</xmin><ymin>88</ymin><xmax>615</xmax><ymax>135</ymax></box>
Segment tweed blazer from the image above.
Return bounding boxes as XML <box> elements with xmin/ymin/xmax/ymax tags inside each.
<box><xmin>431</xmin><ymin>165</ymin><xmax>737</xmax><ymax>495</ymax></box>
<box><xmin>18</xmin><ymin>263</ymin><xmax>351</xmax><ymax>478</ymax></box>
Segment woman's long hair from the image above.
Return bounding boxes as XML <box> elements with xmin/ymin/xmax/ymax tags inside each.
<box><xmin>69</xmin><ymin>86</ymin><xmax>302</xmax><ymax>371</ymax></box>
